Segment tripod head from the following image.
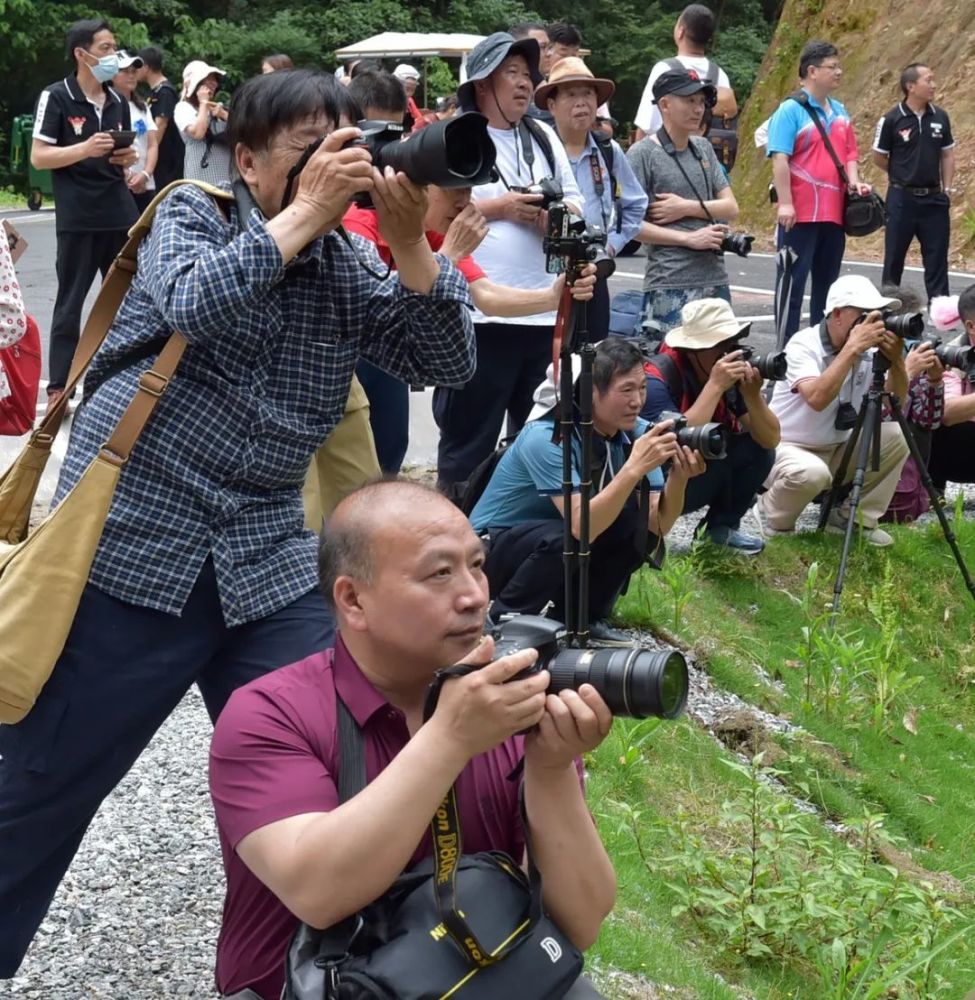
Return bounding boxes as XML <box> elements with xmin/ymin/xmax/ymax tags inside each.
<box><xmin>870</xmin><ymin>347</ymin><xmax>891</xmax><ymax>388</ymax></box>
<box><xmin>543</xmin><ymin>200</ymin><xmax>616</xmax><ymax>281</ymax></box>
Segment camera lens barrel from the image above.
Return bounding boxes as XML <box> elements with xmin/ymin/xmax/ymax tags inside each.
<box><xmin>542</xmin><ymin>646</ymin><xmax>689</xmax><ymax>719</ymax></box>
<box><xmin>677</xmin><ymin>422</ymin><xmax>728</xmax><ymax>461</ymax></box>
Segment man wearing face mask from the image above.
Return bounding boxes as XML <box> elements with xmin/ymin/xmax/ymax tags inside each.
<box><xmin>31</xmin><ymin>18</ymin><xmax>139</xmax><ymax>410</ymax></box>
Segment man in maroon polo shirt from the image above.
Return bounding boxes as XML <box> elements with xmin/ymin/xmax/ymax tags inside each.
<box><xmin>209</xmin><ymin>479</ymin><xmax>617</xmax><ymax>999</ymax></box>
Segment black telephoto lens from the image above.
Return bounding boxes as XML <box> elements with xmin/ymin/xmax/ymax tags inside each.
<box><xmin>682</xmin><ymin>422</ymin><xmax>728</xmax><ymax>461</ymax></box>
<box><xmin>883</xmin><ymin>311</ymin><xmax>925</xmax><ymax>339</ymax></box>
<box><xmin>751</xmin><ymin>350</ymin><xmax>788</xmax><ymax>381</ymax></box>
<box><xmin>543</xmin><ymin>647</ymin><xmax>689</xmax><ymax>719</ymax></box>
<box><xmin>938</xmin><ymin>343</ymin><xmax>975</xmax><ymax>372</ymax></box>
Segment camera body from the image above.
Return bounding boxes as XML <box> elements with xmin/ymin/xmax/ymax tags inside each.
<box><xmin>656</xmin><ymin>409</ymin><xmax>728</xmax><ymax>461</ymax></box>
<box><xmin>542</xmin><ymin>200</ymin><xmax>612</xmax><ymax>276</ymax></box>
<box><xmin>720</xmin><ymin>232</ymin><xmax>754</xmax><ymax>258</ymax></box>
<box><xmin>738</xmin><ymin>345</ymin><xmax>787</xmax><ymax>381</ymax></box>
<box><xmin>510</xmin><ymin>175</ymin><xmax>563</xmax><ymax>211</ymax></box>
<box><xmin>920</xmin><ymin>336</ymin><xmax>975</xmax><ymax>373</ymax></box>
<box><xmin>488</xmin><ymin>615</ymin><xmax>688</xmax><ymax>720</ymax></box>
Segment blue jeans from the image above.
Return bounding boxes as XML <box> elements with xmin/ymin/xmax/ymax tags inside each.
<box><xmin>0</xmin><ymin>560</ymin><xmax>334</xmax><ymax>977</ymax></box>
<box><xmin>776</xmin><ymin>221</ymin><xmax>845</xmax><ymax>342</ymax></box>
<box><xmin>641</xmin><ymin>284</ymin><xmax>731</xmax><ymax>336</ymax></box>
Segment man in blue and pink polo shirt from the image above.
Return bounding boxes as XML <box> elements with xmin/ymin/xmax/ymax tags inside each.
<box><xmin>768</xmin><ymin>40</ymin><xmax>873</xmax><ymax>341</ymax></box>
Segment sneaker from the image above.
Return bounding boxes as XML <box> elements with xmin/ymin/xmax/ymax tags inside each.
<box><xmin>586</xmin><ymin>620</ymin><xmax>632</xmax><ymax>646</ymax></box>
<box><xmin>825</xmin><ymin>511</ymin><xmax>894</xmax><ymax>548</ymax></box>
<box><xmin>748</xmin><ymin>497</ymin><xmax>794</xmax><ymax>539</ymax></box>
<box><xmin>699</xmin><ymin>523</ymin><xmax>766</xmax><ymax>555</ymax></box>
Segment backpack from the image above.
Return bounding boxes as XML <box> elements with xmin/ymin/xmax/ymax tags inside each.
<box><xmin>458</xmin><ymin>435</ymin><xmax>517</xmax><ymax>515</ymax></box>
<box><xmin>665</xmin><ymin>58</ymin><xmax>739</xmax><ymax>171</ymax></box>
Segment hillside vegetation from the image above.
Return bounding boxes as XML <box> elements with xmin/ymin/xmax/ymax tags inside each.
<box><xmin>734</xmin><ymin>0</ymin><xmax>975</xmax><ymax>267</ymax></box>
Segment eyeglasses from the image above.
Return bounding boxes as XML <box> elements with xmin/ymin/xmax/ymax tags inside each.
<box><xmin>815</xmin><ymin>62</ymin><xmax>843</xmax><ymax>72</ymax></box>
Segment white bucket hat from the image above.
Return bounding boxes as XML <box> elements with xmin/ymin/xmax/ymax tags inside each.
<box><xmin>181</xmin><ymin>60</ymin><xmax>226</xmax><ymax>100</ymax></box>
<box><xmin>665</xmin><ymin>298</ymin><xmax>751</xmax><ymax>350</ymax></box>
<box><xmin>527</xmin><ymin>357</ymin><xmax>584</xmax><ymax>423</ymax></box>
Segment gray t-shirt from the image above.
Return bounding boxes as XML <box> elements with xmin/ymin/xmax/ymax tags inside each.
<box><xmin>626</xmin><ymin>135</ymin><xmax>730</xmax><ymax>292</ymax></box>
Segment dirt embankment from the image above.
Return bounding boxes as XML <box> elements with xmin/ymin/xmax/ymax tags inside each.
<box><xmin>734</xmin><ymin>0</ymin><xmax>975</xmax><ymax>270</ymax></box>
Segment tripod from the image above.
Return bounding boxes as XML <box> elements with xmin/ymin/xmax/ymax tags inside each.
<box><xmin>817</xmin><ymin>352</ymin><xmax>975</xmax><ymax>625</ymax></box>
<box><xmin>552</xmin><ymin>254</ymin><xmax>616</xmax><ymax>647</ymax></box>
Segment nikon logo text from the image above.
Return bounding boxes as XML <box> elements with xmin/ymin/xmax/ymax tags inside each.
<box><xmin>540</xmin><ymin>937</ymin><xmax>563</xmax><ymax>963</ymax></box>
<box><xmin>435</xmin><ymin>832</ymin><xmax>458</xmax><ymax>884</ymax></box>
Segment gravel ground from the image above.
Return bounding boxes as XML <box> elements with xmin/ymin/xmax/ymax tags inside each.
<box><xmin>7</xmin><ymin>480</ymin><xmax>975</xmax><ymax>999</ymax></box>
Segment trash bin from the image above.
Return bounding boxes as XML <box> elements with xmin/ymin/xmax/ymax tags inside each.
<box><xmin>9</xmin><ymin>114</ymin><xmax>53</xmax><ymax>211</ymax></box>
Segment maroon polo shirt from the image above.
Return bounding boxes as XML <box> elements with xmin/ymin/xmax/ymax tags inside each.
<box><xmin>209</xmin><ymin>636</ymin><xmax>528</xmax><ymax>1000</ymax></box>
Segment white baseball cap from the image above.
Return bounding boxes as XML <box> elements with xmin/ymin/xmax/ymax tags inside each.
<box><xmin>825</xmin><ymin>274</ymin><xmax>901</xmax><ymax>314</ymax></box>
<box><xmin>393</xmin><ymin>63</ymin><xmax>421</xmax><ymax>81</ymax></box>
<box><xmin>116</xmin><ymin>50</ymin><xmax>144</xmax><ymax>70</ymax></box>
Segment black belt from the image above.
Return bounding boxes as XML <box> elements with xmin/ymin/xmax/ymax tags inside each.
<box><xmin>890</xmin><ymin>182</ymin><xmax>941</xmax><ymax>196</ymax></box>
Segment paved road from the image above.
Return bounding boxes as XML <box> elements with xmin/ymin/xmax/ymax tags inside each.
<box><xmin>4</xmin><ymin>206</ymin><xmax>972</xmax><ymax>503</ymax></box>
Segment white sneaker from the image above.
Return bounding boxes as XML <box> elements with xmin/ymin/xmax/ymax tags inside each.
<box><xmin>825</xmin><ymin>511</ymin><xmax>893</xmax><ymax>547</ymax></box>
<box><xmin>749</xmin><ymin>497</ymin><xmax>794</xmax><ymax>539</ymax></box>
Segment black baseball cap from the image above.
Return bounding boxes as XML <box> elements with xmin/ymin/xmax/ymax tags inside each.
<box><xmin>652</xmin><ymin>67</ymin><xmax>717</xmax><ymax>105</ymax></box>
<box><xmin>457</xmin><ymin>32</ymin><xmax>542</xmax><ymax>111</ymax></box>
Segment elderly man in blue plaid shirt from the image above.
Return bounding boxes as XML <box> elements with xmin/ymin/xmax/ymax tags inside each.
<box><xmin>0</xmin><ymin>69</ymin><xmax>475</xmax><ymax>978</ymax></box>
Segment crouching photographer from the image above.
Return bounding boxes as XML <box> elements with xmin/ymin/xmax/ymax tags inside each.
<box><xmin>470</xmin><ymin>338</ymin><xmax>704</xmax><ymax>645</ymax></box>
<box><xmin>211</xmin><ymin>480</ymin><xmax>615</xmax><ymax>999</ymax></box>
<box><xmin>641</xmin><ymin>298</ymin><xmax>780</xmax><ymax>554</ymax></box>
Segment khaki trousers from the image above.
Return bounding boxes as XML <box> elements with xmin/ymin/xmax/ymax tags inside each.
<box><xmin>302</xmin><ymin>375</ymin><xmax>381</xmax><ymax>532</ymax></box>
<box><xmin>763</xmin><ymin>423</ymin><xmax>909</xmax><ymax>530</ymax></box>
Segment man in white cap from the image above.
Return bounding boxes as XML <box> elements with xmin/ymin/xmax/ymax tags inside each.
<box><xmin>761</xmin><ymin>274</ymin><xmax>910</xmax><ymax>545</ymax></box>
<box><xmin>392</xmin><ymin>63</ymin><xmax>422</xmax><ymax>130</ymax></box>
<box><xmin>643</xmin><ymin>298</ymin><xmax>779</xmax><ymax>554</ymax></box>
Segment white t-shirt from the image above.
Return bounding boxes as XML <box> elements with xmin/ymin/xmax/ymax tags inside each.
<box><xmin>470</xmin><ymin>119</ymin><xmax>582</xmax><ymax>327</ymax></box>
<box><xmin>770</xmin><ymin>323</ymin><xmax>873</xmax><ymax>446</ymax></box>
<box><xmin>128</xmin><ymin>100</ymin><xmax>158</xmax><ymax>191</ymax></box>
<box><xmin>634</xmin><ymin>56</ymin><xmax>732</xmax><ymax>134</ymax></box>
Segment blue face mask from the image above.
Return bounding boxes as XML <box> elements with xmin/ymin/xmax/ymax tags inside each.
<box><xmin>84</xmin><ymin>50</ymin><xmax>120</xmax><ymax>84</ymax></box>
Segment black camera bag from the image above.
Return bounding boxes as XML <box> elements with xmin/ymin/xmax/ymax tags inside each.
<box><xmin>282</xmin><ymin>695</ymin><xmax>583</xmax><ymax>1000</ymax></box>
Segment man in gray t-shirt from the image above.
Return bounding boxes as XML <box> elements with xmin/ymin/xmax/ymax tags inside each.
<box><xmin>626</xmin><ymin>66</ymin><xmax>740</xmax><ymax>334</ymax></box>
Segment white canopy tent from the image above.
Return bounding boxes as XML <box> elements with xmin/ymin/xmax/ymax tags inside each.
<box><xmin>333</xmin><ymin>32</ymin><xmax>487</xmax><ymax>101</ymax></box>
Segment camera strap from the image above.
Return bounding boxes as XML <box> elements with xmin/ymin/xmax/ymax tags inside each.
<box><xmin>654</xmin><ymin>127</ymin><xmax>715</xmax><ymax>224</ymax></box>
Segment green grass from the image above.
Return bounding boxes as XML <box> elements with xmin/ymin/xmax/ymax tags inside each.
<box><xmin>587</xmin><ymin>516</ymin><xmax>975</xmax><ymax>998</ymax></box>
<box><xmin>0</xmin><ymin>185</ymin><xmax>28</xmax><ymax>210</ymax></box>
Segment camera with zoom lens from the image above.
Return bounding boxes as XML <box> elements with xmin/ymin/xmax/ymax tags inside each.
<box><xmin>720</xmin><ymin>232</ymin><xmax>755</xmax><ymax>258</ymax></box>
<box><xmin>656</xmin><ymin>409</ymin><xmax>728</xmax><ymax>461</ymax></box>
<box><xmin>739</xmin><ymin>345</ymin><xmax>787</xmax><ymax>381</ymax></box>
<box><xmin>489</xmin><ymin>615</ymin><xmax>688</xmax><ymax>720</ymax></box>
<box><xmin>879</xmin><ymin>308</ymin><xmax>925</xmax><ymax>340</ymax></box>
<box><xmin>510</xmin><ymin>175</ymin><xmax>564</xmax><ymax>211</ymax></box>
<box><xmin>542</xmin><ymin>200</ymin><xmax>614</xmax><ymax>278</ymax></box>
<box><xmin>920</xmin><ymin>336</ymin><xmax>975</xmax><ymax>373</ymax></box>
<box><xmin>342</xmin><ymin>113</ymin><xmax>497</xmax><ymax>207</ymax></box>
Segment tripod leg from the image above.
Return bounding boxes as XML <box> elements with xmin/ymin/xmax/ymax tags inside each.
<box><xmin>891</xmin><ymin>405</ymin><xmax>975</xmax><ymax>604</ymax></box>
<box><xmin>829</xmin><ymin>397</ymin><xmax>881</xmax><ymax>626</ymax></box>
<box><xmin>818</xmin><ymin>402</ymin><xmax>869</xmax><ymax>531</ymax></box>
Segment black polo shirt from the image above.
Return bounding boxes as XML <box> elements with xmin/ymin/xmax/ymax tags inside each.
<box><xmin>872</xmin><ymin>102</ymin><xmax>953</xmax><ymax>189</ymax></box>
<box><xmin>148</xmin><ymin>78</ymin><xmax>184</xmax><ymax>188</ymax></box>
<box><xmin>32</xmin><ymin>74</ymin><xmax>139</xmax><ymax>233</ymax></box>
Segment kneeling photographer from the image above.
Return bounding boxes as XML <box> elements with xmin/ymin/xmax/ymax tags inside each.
<box><xmin>210</xmin><ymin>480</ymin><xmax>616</xmax><ymax>999</ymax></box>
<box><xmin>471</xmin><ymin>338</ymin><xmax>704</xmax><ymax>644</ymax></box>
<box><xmin>761</xmin><ymin>276</ymin><xmax>909</xmax><ymax>546</ymax></box>
<box><xmin>641</xmin><ymin>298</ymin><xmax>780</xmax><ymax>554</ymax></box>
<box><xmin>625</xmin><ymin>66</ymin><xmax>746</xmax><ymax>335</ymax></box>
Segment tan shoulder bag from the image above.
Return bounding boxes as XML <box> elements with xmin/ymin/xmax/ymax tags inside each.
<box><xmin>0</xmin><ymin>180</ymin><xmax>234</xmax><ymax>723</ymax></box>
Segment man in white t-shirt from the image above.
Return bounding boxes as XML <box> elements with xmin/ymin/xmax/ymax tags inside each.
<box><xmin>759</xmin><ymin>275</ymin><xmax>909</xmax><ymax>547</ymax></box>
<box><xmin>633</xmin><ymin>4</ymin><xmax>737</xmax><ymax>141</ymax></box>
<box><xmin>434</xmin><ymin>31</ymin><xmax>583</xmax><ymax>500</ymax></box>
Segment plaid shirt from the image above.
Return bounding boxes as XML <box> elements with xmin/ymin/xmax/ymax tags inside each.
<box><xmin>55</xmin><ymin>184</ymin><xmax>474</xmax><ymax>626</ymax></box>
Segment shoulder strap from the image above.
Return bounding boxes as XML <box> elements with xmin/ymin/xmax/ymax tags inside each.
<box><xmin>649</xmin><ymin>350</ymin><xmax>684</xmax><ymax>406</ymax></box>
<box><xmin>664</xmin><ymin>57</ymin><xmax>684</xmax><ymax>73</ymax></box>
<box><xmin>519</xmin><ymin>115</ymin><xmax>557</xmax><ymax>176</ymax></box>
<box><xmin>38</xmin><ymin>179</ymin><xmax>234</xmax><ymax>455</ymax></box>
<box><xmin>788</xmin><ymin>90</ymin><xmax>849</xmax><ymax>186</ymax></box>
<box><xmin>704</xmin><ymin>60</ymin><xmax>720</xmax><ymax>86</ymax></box>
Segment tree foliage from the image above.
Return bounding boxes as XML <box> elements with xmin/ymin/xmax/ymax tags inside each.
<box><xmin>0</xmin><ymin>0</ymin><xmax>778</xmax><ymax>171</ymax></box>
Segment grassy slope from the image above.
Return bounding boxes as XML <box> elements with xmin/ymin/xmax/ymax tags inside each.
<box><xmin>588</xmin><ymin>515</ymin><xmax>975</xmax><ymax>998</ymax></box>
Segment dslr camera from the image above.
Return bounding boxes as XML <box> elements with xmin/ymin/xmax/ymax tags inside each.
<box><xmin>920</xmin><ymin>335</ymin><xmax>975</xmax><ymax>373</ymax></box>
<box><xmin>739</xmin><ymin>345</ymin><xmax>787</xmax><ymax>381</ymax></box>
<box><xmin>542</xmin><ymin>194</ymin><xmax>615</xmax><ymax>280</ymax></box>
<box><xmin>656</xmin><ymin>409</ymin><xmax>728</xmax><ymax>461</ymax></box>
<box><xmin>489</xmin><ymin>615</ymin><xmax>688</xmax><ymax>720</ymax></box>
<box><xmin>720</xmin><ymin>232</ymin><xmax>755</xmax><ymax>258</ymax></box>
<box><xmin>510</xmin><ymin>175</ymin><xmax>563</xmax><ymax>211</ymax></box>
<box><xmin>879</xmin><ymin>308</ymin><xmax>925</xmax><ymax>340</ymax></box>
<box><xmin>342</xmin><ymin>113</ymin><xmax>496</xmax><ymax>206</ymax></box>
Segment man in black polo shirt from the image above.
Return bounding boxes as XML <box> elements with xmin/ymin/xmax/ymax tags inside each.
<box><xmin>873</xmin><ymin>63</ymin><xmax>955</xmax><ymax>300</ymax></box>
<box><xmin>138</xmin><ymin>45</ymin><xmax>184</xmax><ymax>190</ymax></box>
<box><xmin>31</xmin><ymin>17</ymin><xmax>138</xmax><ymax>407</ymax></box>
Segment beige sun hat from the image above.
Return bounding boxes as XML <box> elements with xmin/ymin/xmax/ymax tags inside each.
<box><xmin>665</xmin><ymin>298</ymin><xmax>751</xmax><ymax>350</ymax></box>
<box><xmin>181</xmin><ymin>60</ymin><xmax>226</xmax><ymax>100</ymax></box>
<box><xmin>534</xmin><ymin>57</ymin><xmax>615</xmax><ymax>108</ymax></box>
